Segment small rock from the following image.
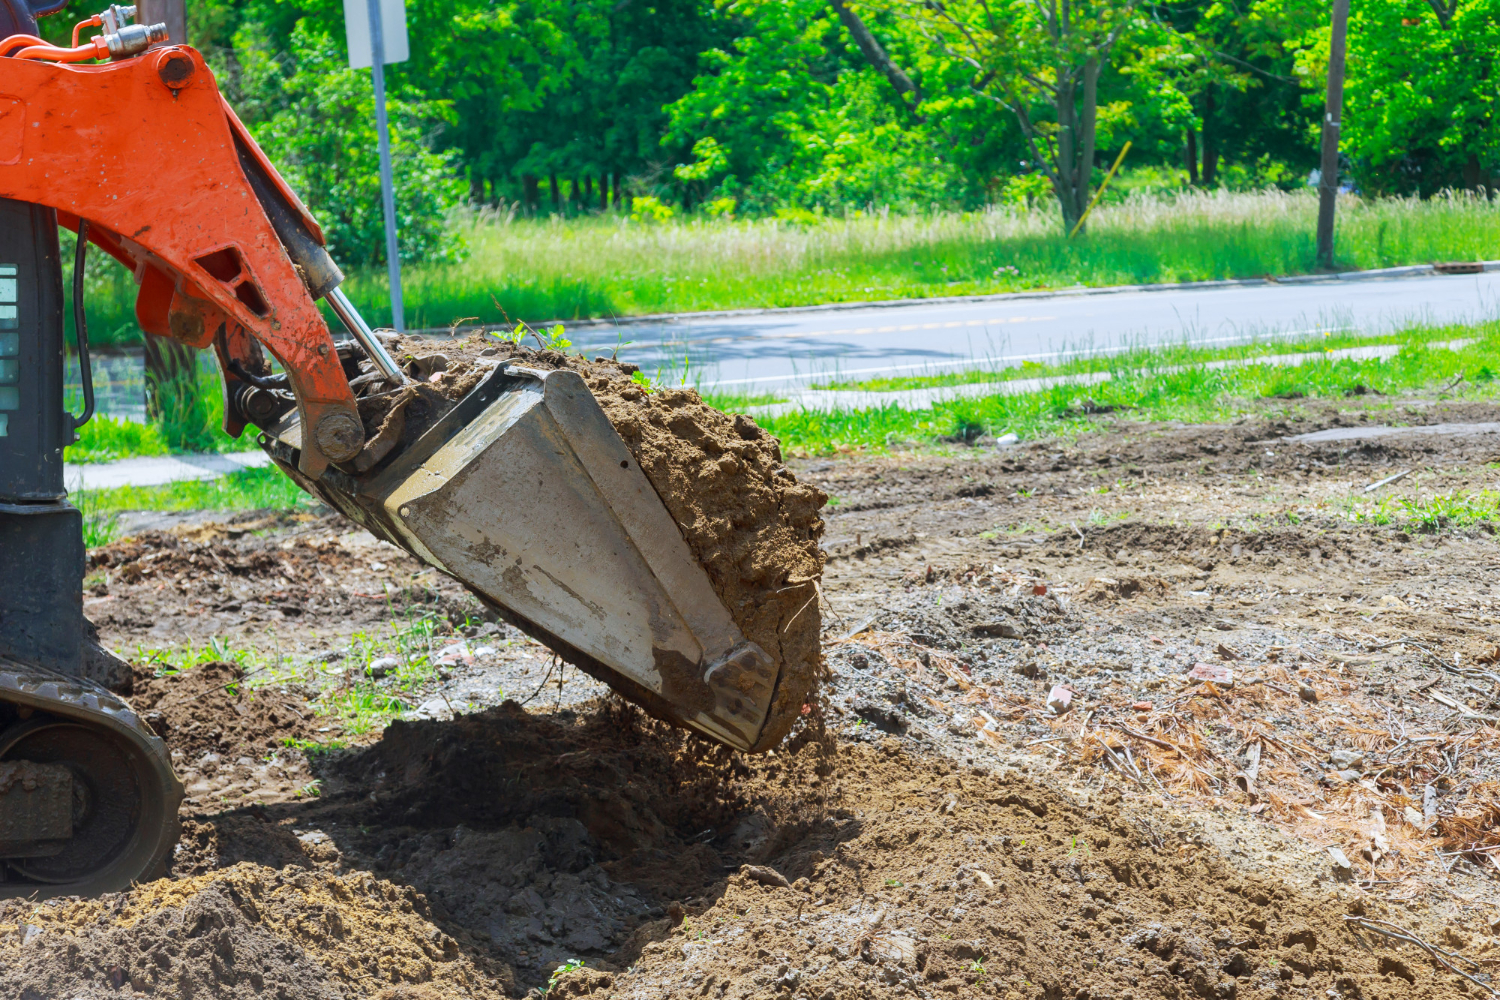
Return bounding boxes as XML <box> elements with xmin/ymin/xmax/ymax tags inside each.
<box><xmin>1187</xmin><ymin>662</ymin><xmax>1234</xmax><ymax>686</ymax></box>
<box><xmin>972</xmin><ymin>621</ymin><xmax>1020</xmax><ymax>638</ymax></box>
<box><xmin>742</xmin><ymin>864</ymin><xmax>791</xmax><ymax>888</ymax></box>
<box><xmin>1331</xmin><ymin>768</ymin><xmax>1362</xmax><ymax>783</ymax></box>
<box><xmin>995</xmin><ymin>432</ymin><xmax>1019</xmax><ymax>447</ymax></box>
<box><xmin>1329</xmin><ymin>749</ymin><xmax>1364</xmax><ymax>770</ymax></box>
<box><xmin>1298</xmin><ymin>684</ymin><xmax>1319</xmax><ymax>703</ymax></box>
<box><xmin>1327</xmin><ymin>847</ymin><xmax>1354</xmax><ymax>882</ymax></box>
<box><xmin>1403</xmin><ymin>805</ymin><xmax>1425</xmax><ymax>826</ymax></box>
<box><xmin>1131</xmin><ymin>701</ymin><xmax>1153</xmax><ymax>711</ymax></box>
<box><xmin>367</xmin><ymin>655</ymin><xmax>399</xmax><ymax>679</ymax></box>
<box><xmin>947</xmin><ymin>717</ymin><xmax>976</xmax><ymax>738</ymax></box>
<box><xmin>1046</xmin><ymin>685</ymin><xmax>1074</xmax><ymax>715</ymax></box>
<box><xmin>1033</xmin><ymin>584</ymin><xmax>1048</xmax><ymax>596</ymax></box>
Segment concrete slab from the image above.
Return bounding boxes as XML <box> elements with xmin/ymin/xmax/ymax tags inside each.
<box><xmin>1289</xmin><ymin>422</ymin><xmax>1500</xmax><ymax>444</ymax></box>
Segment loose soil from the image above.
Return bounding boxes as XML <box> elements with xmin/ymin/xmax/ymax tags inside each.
<box><xmin>9</xmin><ymin>392</ymin><xmax>1499</xmax><ymax>998</ymax></box>
<box><xmin>353</xmin><ymin>336</ymin><xmax>828</xmax><ymax>750</ymax></box>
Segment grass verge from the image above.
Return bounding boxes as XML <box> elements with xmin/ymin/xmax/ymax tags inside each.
<box><xmin>754</xmin><ymin>321</ymin><xmax>1500</xmax><ymax>456</ymax></box>
<box><xmin>73</xmin><ymin>466</ymin><xmax>311</xmax><ymax>545</ymax></box>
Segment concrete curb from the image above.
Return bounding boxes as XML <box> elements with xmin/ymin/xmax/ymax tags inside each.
<box><xmin>409</xmin><ymin>260</ymin><xmax>1500</xmax><ymax>336</ymax></box>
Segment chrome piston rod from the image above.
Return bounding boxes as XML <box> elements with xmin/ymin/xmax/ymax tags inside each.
<box><xmin>326</xmin><ymin>285</ymin><xmax>408</xmax><ymax>385</ymax></box>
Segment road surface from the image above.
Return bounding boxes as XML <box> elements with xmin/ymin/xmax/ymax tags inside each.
<box><xmin>565</xmin><ymin>269</ymin><xmax>1500</xmax><ymax>391</ymax></box>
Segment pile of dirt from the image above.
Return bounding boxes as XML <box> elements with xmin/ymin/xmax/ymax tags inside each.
<box><xmin>360</xmin><ymin>336</ymin><xmax>828</xmax><ymax>751</ymax></box>
<box><xmin>129</xmin><ymin>661</ymin><xmax>327</xmax><ymax>758</ymax></box>
<box><xmin>0</xmin><ymin>864</ymin><xmax>511</xmax><ymax>999</ymax></box>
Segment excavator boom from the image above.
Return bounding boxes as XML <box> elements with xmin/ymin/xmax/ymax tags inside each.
<box><xmin>0</xmin><ymin>5</ymin><xmax>821</xmax><ymax>898</ymax></box>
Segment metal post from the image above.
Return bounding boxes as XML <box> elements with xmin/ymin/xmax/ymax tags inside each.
<box><xmin>367</xmin><ymin>0</ymin><xmax>405</xmax><ymax>332</ymax></box>
<box><xmin>1315</xmin><ymin>0</ymin><xmax>1350</xmax><ymax>271</ymax></box>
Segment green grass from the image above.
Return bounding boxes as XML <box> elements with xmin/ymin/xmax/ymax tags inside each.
<box><xmin>68</xmin><ymin>415</ymin><xmax>170</xmax><ymax>464</ymax></box>
<box><xmin>66</xmin><ymin>368</ymin><xmax>241</xmax><ymax>463</ymax></box>
<box><xmin>754</xmin><ymin>322</ymin><xmax>1500</xmax><ymax>456</ymax></box>
<box><xmin>1338</xmin><ymin>486</ymin><xmax>1500</xmax><ymax>529</ymax></box>
<box><xmin>809</xmin><ymin>328</ymin><xmax>1390</xmax><ymax>392</ymax></box>
<box><xmin>71</xmin><ymin>189</ymin><xmax>1500</xmax><ymax>336</ymax></box>
<box><xmin>72</xmin><ymin>466</ymin><xmax>310</xmax><ymax>519</ymax></box>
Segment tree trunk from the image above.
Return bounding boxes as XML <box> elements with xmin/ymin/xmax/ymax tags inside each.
<box><xmin>1054</xmin><ymin>73</ymin><xmax>1081</xmax><ymax>229</ymax></box>
<box><xmin>827</xmin><ymin>0</ymin><xmax>922</xmax><ymax>113</ymax></box>
<box><xmin>522</xmin><ymin>174</ymin><xmax>540</xmax><ymax>213</ymax></box>
<box><xmin>599</xmin><ymin>174</ymin><xmax>608</xmax><ymax>211</ymax></box>
<box><xmin>136</xmin><ymin>0</ymin><xmax>185</xmax><ymax>44</ymax></box>
<box><xmin>549</xmin><ymin>173</ymin><xmax>560</xmax><ymax>212</ymax></box>
<box><xmin>1202</xmin><ymin>86</ymin><xmax>1218</xmax><ymax>186</ymax></box>
<box><xmin>1185</xmin><ymin>129</ymin><xmax>1199</xmax><ymax>185</ymax></box>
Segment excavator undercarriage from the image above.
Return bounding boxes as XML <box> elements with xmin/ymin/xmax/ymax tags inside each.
<box><xmin>0</xmin><ymin>2</ymin><xmax>820</xmax><ymax>897</ymax></box>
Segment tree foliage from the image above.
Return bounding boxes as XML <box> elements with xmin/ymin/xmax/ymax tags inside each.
<box><xmin>45</xmin><ymin>0</ymin><xmax>1482</xmax><ymax>250</ymax></box>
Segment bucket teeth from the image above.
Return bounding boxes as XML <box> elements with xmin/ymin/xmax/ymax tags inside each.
<box><xmin>264</xmin><ymin>365</ymin><xmax>783</xmax><ymax>752</ymax></box>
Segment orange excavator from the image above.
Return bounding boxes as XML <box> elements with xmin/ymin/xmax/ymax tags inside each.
<box><xmin>0</xmin><ymin>2</ymin><xmax>817</xmax><ymax>897</ymax></box>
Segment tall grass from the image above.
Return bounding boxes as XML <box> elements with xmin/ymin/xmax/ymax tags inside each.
<box><xmin>76</xmin><ymin>189</ymin><xmax>1500</xmax><ymax>337</ymax></box>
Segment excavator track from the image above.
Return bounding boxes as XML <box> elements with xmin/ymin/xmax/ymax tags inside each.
<box><xmin>0</xmin><ymin>658</ymin><xmax>183</xmax><ymax>899</ymax></box>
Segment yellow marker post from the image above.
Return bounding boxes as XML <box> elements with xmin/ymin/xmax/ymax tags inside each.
<box><xmin>1069</xmin><ymin>140</ymin><xmax>1132</xmax><ymax>238</ymax></box>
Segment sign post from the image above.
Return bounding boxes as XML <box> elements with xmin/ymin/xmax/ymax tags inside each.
<box><xmin>1314</xmin><ymin>0</ymin><xmax>1350</xmax><ymax>271</ymax></box>
<box><xmin>343</xmin><ymin>0</ymin><xmax>409</xmax><ymax>331</ymax></box>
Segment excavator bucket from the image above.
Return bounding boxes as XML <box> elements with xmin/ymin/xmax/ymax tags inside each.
<box><xmin>260</xmin><ymin>362</ymin><xmax>811</xmax><ymax>753</ymax></box>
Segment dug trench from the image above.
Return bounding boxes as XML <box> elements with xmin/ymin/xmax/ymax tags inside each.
<box><xmin>3</xmin><ymin>392</ymin><xmax>1498</xmax><ymax>997</ymax></box>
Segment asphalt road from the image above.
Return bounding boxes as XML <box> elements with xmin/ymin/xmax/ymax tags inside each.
<box><xmin>567</xmin><ymin>270</ymin><xmax>1500</xmax><ymax>391</ymax></box>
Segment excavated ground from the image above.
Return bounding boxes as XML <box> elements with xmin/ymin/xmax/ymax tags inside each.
<box><xmin>3</xmin><ymin>393</ymin><xmax>1499</xmax><ymax>998</ymax></box>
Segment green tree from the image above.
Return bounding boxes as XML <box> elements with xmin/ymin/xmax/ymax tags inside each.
<box><xmin>892</xmin><ymin>0</ymin><xmax>1150</xmax><ymax>230</ymax></box>
<box><xmin>1301</xmin><ymin>0</ymin><xmax>1500</xmax><ymax>193</ymax></box>
<box><xmin>666</xmin><ymin>0</ymin><xmax>1013</xmax><ymax>212</ymax></box>
<box><xmin>238</xmin><ymin>22</ymin><xmax>468</xmax><ymax>265</ymax></box>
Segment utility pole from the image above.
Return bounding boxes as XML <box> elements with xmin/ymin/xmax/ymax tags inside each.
<box><xmin>137</xmin><ymin>0</ymin><xmax>198</xmax><ymax>423</ymax></box>
<box><xmin>1315</xmin><ymin>0</ymin><xmax>1350</xmax><ymax>270</ymax></box>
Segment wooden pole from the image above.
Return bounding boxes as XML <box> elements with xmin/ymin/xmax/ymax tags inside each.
<box><xmin>1315</xmin><ymin>0</ymin><xmax>1350</xmax><ymax>270</ymax></box>
<box><xmin>136</xmin><ymin>0</ymin><xmax>199</xmax><ymax>423</ymax></box>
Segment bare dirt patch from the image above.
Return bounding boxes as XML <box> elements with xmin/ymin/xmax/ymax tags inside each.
<box><xmin>44</xmin><ymin>393</ymin><xmax>1500</xmax><ymax>998</ymax></box>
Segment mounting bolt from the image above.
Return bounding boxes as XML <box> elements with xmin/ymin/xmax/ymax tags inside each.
<box><xmin>313</xmin><ymin>412</ymin><xmax>363</xmax><ymax>463</ymax></box>
<box><xmin>154</xmin><ymin>49</ymin><xmax>195</xmax><ymax>90</ymax></box>
<box><xmin>318</xmin><ymin>343</ymin><xmax>330</xmax><ymax>357</ymax></box>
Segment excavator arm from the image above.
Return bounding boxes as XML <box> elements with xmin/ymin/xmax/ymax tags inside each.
<box><xmin>0</xmin><ymin>30</ymin><xmax>368</xmax><ymax>474</ymax></box>
<box><xmin>0</xmin><ymin>4</ymin><xmax>819</xmax><ymax>900</ymax></box>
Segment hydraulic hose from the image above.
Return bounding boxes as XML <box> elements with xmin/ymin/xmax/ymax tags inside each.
<box><xmin>71</xmin><ymin>219</ymin><xmax>95</xmax><ymax>430</ymax></box>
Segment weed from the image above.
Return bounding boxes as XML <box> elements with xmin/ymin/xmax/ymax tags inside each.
<box><xmin>885</xmin><ymin>878</ymin><xmax>904</xmax><ymax>887</ymax></box>
<box><xmin>313</xmin><ymin>686</ymin><xmax>409</xmax><ymax>736</ymax></box>
<box><xmin>281</xmin><ymin>737</ymin><xmax>349</xmax><ymax>757</ymax></box>
<box><xmin>547</xmin><ymin>959</ymin><xmax>587</xmax><ymax>994</ymax></box>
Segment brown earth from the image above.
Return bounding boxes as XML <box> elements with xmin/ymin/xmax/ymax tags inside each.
<box><xmin>8</xmin><ymin>391</ymin><xmax>1499</xmax><ymax>998</ymax></box>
